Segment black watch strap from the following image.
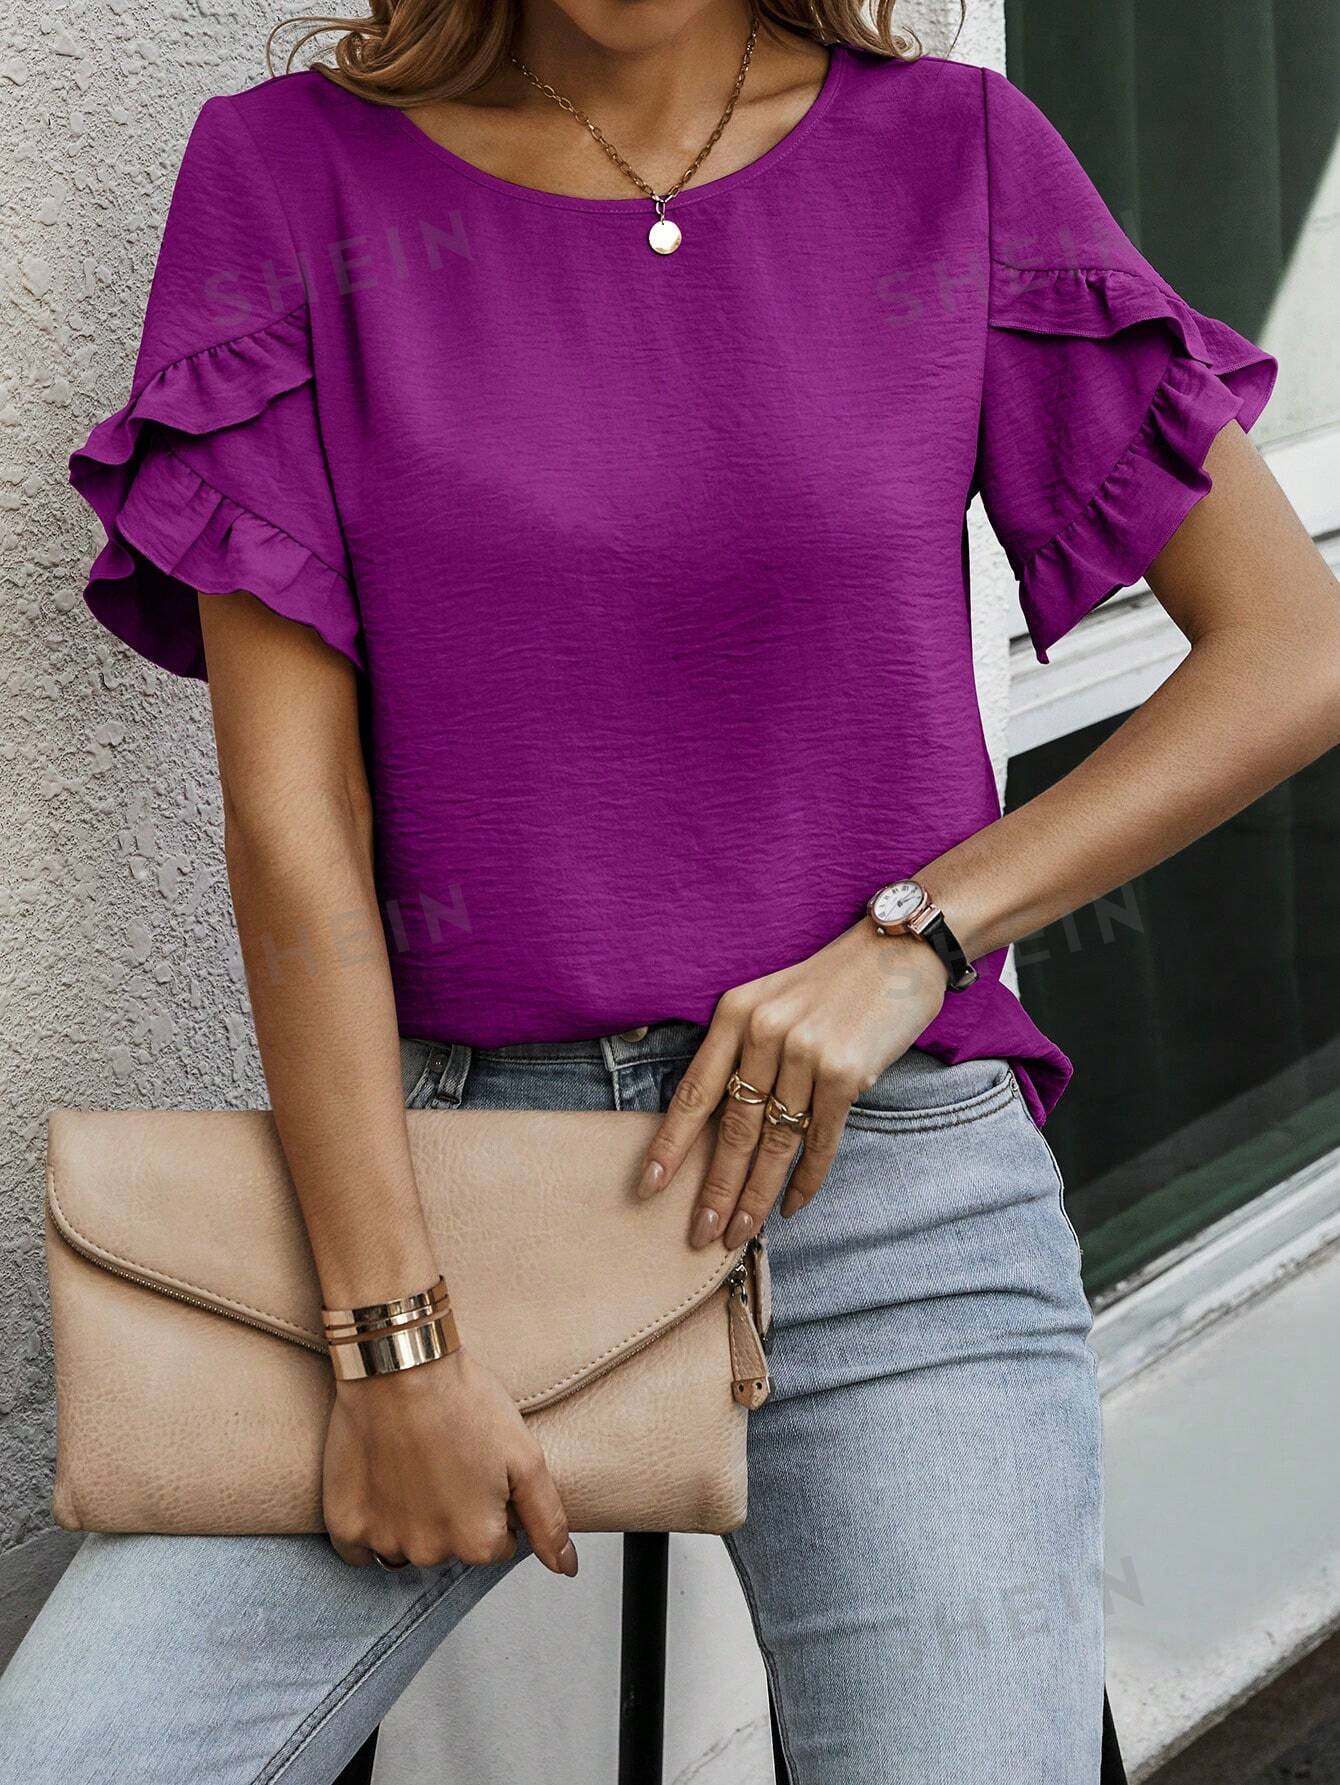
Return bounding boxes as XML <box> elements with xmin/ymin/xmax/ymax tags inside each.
<box><xmin>918</xmin><ymin>909</ymin><xmax>978</xmax><ymax>992</ymax></box>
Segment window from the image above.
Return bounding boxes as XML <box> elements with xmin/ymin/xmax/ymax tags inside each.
<box><xmin>1005</xmin><ymin>0</ymin><xmax>1340</xmax><ymax>442</ymax></box>
<box><xmin>1002</xmin><ymin>8</ymin><xmax>1340</xmax><ymax>1298</ymax></box>
<box><xmin>1007</xmin><ymin>721</ymin><xmax>1340</xmax><ymax>1300</ymax></box>
<box><xmin>1003</xmin><ymin>0</ymin><xmax>1340</xmax><ymax>636</ymax></box>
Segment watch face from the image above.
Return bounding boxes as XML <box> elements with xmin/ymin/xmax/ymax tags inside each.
<box><xmin>870</xmin><ymin>880</ymin><xmax>926</xmax><ymax>926</ymax></box>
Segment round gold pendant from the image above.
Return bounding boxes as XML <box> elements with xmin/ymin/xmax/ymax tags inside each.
<box><xmin>648</xmin><ymin>217</ymin><xmax>682</xmax><ymax>255</ymax></box>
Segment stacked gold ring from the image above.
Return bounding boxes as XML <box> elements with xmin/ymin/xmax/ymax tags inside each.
<box><xmin>321</xmin><ymin>1274</ymin><xmax>461</xmax><ymax>1381</ymax></box>
<box><xmin>764</xmin><ymin>1093</ymin><xmax>811</xmax><ymax>1132</ymax></box>
<box><xmin>725</xmin><ymin>1071</ymin><xmax>811</xmax><ymax>1132</ymax></box>
<box><xmin>725</xmin><ymin>1071</ymin><xmax>768</xmax><ymax>1105</ymax></box>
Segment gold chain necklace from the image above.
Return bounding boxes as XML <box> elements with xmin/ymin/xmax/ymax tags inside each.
<box><xmin>507</xmin><ymin>9</ymin><xmax>760</xmax><ymax>256</ymax></box>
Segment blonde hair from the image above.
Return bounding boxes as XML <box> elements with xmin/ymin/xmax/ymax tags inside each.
<box><xmin>266</xmin><ymin>3</ymin><xmax>964</xmax><ymax>106</ymax></box>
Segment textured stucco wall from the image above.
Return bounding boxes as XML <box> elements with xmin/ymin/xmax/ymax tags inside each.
<box><xmin>1</xmin><ymin>2</ymin><xmax>1007</xmax><ymax>1778</ymax></box>
<box><xmin>1</xmin><ymin>0</ymin><xmax>285</xmax><ymax>1656</ymax></box>
<box><xmin>2</xmin><ymin>2</ymin><xmax>285</xmax><ymax>1640</ymax></box>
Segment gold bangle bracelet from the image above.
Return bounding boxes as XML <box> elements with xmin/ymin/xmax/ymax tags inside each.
<box><xmin>327</xmin><ymin>1305</ymin><xmax>462</xmax><ymax>1381</ymax></box>
<box><xmin>322</xmin><ymin>1282</ymin><xmax>452</xmax><ymax>1341</ymax></box>
<box><xmin>320</xmin><ymin>1273</ymin><xmax>449</xmax><ymax>1333</ymax></box>
<box><xmin>325</xmin><ymin>1299</ymin><xmax>452</xmax><ymax>1347</ymax></box>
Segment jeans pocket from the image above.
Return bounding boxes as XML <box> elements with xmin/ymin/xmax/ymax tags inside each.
<box><xmin>847</xmin><ymin>1052</ymin><xmax>1017</xmax><ymax>1133</ymax></box>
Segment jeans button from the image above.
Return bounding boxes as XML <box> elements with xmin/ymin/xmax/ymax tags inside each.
<box><xmin>616</xmin><ymin>1025</ymin><xmax>650</xmax><ymax>1043</ymax></box>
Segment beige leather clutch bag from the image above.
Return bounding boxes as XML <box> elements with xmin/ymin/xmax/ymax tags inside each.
<box><xmin>44</xmin><ymin>1106</ymin><xmax>772</xmax><ymax>1537</ymax></box>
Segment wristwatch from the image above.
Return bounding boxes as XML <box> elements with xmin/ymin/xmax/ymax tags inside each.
<box><xmin>865</xmin><ymin>879</ymin><xmax>978</xmax><ymax>992</ymax></box>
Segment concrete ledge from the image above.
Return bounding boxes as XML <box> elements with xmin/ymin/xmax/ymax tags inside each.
<box><xmin>1100</xmin><ymin>1239</ymin><xmax>1340</xmax><ymax>1778</ymax></box>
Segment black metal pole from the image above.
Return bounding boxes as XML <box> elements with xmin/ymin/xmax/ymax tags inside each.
<box><xmin>1101</xmin><ymin>1688</ymin><xmax>1128</xmax><ymax>1783</ymax></box>
<box><xmin>768</xmin><ymin>1680</ymin><xmax>789</xmax><ymax>1782</ymax></box>
<box><xmin>618</xmin><ymin>1532</ymin><xmax>669</xmax><ymax>1785</ymax></box>
<box><xmin>331</xmin><ymin>1598</ymin><xmax>1122</xmax><ymax>1785</ymax></box>
<box><xmin>331</xmin><ymin>1725</ymin><xmax>379</xmax><ymax>1785</ymax></box>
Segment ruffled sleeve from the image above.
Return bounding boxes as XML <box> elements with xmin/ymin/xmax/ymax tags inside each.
<box><xmin>68</xmin><ymin>94</ymin><xmax>363</xmax><ymax>679</ymax></box>
<box><xmin>975</xmin><ymin>67</ymin><xmax>1278</xmax><ymax>663</ymax></box>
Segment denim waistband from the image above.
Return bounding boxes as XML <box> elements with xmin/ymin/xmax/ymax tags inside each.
<box><xmin>401</xmin><ymin>1017</ymin><xmax>956</xmax><ymax>1077</ymax></box>
<box><xmin>401</xmin><ymin>1017</ymin><xmax>710</xmax><ymax>1071</ymax></box>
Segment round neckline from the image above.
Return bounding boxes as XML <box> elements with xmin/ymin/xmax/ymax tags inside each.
<box><xmin>388</xmin><ymin>41</ymin><xmax>847</xmax><ymax>215</ymax></box>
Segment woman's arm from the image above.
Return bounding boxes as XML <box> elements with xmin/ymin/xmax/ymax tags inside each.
<box><xmin>923</xmin><ymin>420</ymin><xmax>1340</xmax><ymax>960</ymax></box>
<box><xmin>640</xmin><ymin>421</ymin><xmax>1340</xmax><ymax>1240</ymax></box>
<box><xmin>199</xmin><ymin>594</ymin><xmax>434</xmax><ymax>1310</ymax></box>
<box><xmin>198</xmin><ymin>592</ymin><xmax>578</xmax><ymax>1578</ymax></box>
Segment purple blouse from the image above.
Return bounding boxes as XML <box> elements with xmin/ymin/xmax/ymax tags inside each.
<box><xmin>68</xmin><ymin>47</ymin><xmax>1277</xmax><ymax>1123</ymax></box>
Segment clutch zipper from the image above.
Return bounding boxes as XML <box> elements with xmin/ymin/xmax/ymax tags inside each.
<box><xmin>50</xmin><ymin>1205</ymin><xmax>766</xmax><ymax>1390</ymax></box>
<box><xmin>49</xmin><ymin>1214</ymin><xmax>327</xmax><ymax>1353</ymax></box>
<box><xmin>519</xmin><ymin>1236</ymin><xmax>764</xmax><ymax>1413</ymax></box>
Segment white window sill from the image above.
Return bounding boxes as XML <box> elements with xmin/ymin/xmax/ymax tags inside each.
<box><xmin>1094</xmin><ymin>1154</ymin><xmax>1340</xmax><ymax>1778</ymax></box>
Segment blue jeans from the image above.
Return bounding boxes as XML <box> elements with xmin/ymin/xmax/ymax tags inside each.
<box><xmin>0</xmin><ymin>1024</ymin><xmax>1106</xmax><ymax>1782</ymax></box>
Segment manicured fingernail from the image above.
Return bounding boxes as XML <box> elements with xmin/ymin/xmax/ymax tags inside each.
<box><xmin>636</xmin><ymin>1160</ymin><xmax>664</xmax><ymax>1200</ymax></box>
<box><xmin>780</xmin><ymin>1192</ymin><xmax>802</xmax><ymax>1218</ymax></box>
<box><xmin>690</xmin><ymin>1207</ymin><xmax>720</xmax><ymax>1249</ymax></box>
<box><xmin>723</xmin><ymin>1210</ymin><xmax>754</xmax><ymax>1249</ymax></box>
<box><xmin>559</xmin><ymin>1540</ymin><xmax>579</xmax><ymax>1578</ymax></box>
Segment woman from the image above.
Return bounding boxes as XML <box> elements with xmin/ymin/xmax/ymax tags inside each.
<box><xmin>4</xmin><ymin>0</ymin><xmax>1336</xmax><ymax>1779</ymax></box>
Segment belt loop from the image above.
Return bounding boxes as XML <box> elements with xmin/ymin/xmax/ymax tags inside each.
<box><xmin>598</xmin><ymin>1032</ymin><xmax>622</xmax><ymax>1106</ymax></box>
<box><xmin>600</xmin><ymin>1025</ymin><xmax>657</xmax><ymax>1107</ymax></box>
<box><xmin>432</xmin><ymin>1041</ymin><xmax>473</xmax><ymax>1109</ymax></box>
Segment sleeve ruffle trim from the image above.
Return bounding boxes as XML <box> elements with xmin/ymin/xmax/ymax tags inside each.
<box><xmin>990</xmin><ymin>264</ymin><xmax>1278</xmax><ymax>662</ymax></box>
<box><xmin>68</xmin><ymin>304</ymin><xmax>364</xmax><ymax>678</ymax></box>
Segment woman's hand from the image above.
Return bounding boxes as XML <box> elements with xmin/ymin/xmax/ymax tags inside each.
<box><xmin>637</xmin><ymin>919</ymin><xmax>949</xmax><ymax>1248</ymax></box>
<box><xmin>323</xmin><ymin>1347</ymin><xmax>579</xmax><ymax>1577</ymax></box>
